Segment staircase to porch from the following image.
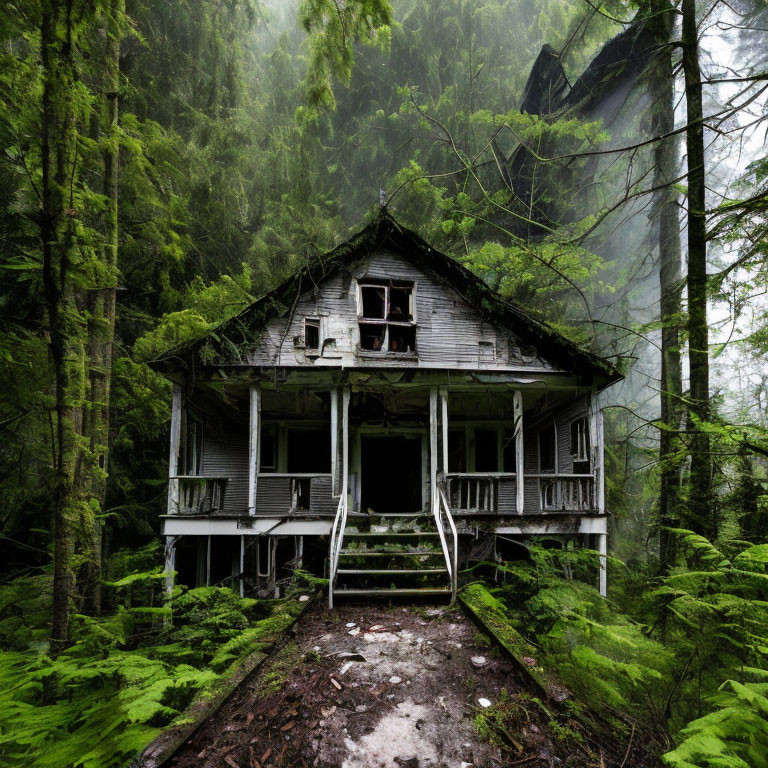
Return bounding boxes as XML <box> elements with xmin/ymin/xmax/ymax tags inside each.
<box><xmin>329</xmin><ymin>483</ymin><xmax>458</xmax><ymax>606</ymax></box>
<box><xmin>332</xmin><ymin>513</ymin><xmax>452</xmax><ymax>599</ymax></box>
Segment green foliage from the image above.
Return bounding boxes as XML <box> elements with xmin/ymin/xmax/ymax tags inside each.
<box><xmin>492</xmin><ymin>542</ymin><xmax>674</xmax><ymax>727</ymax></box>
<box><xmin>0</xmin><ymin>577</ymin><xmax>303</xmax><ymax>768</ymax></box>
<box><xmin>663</xmin><ymin>682</ymin><xmax>768</xmax><ymax>768</ymax></box>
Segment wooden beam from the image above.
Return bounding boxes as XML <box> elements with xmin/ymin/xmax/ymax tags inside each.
<box><xmin>513</xmin><ymin>390</ymin><xmax>524</xmax><ymax>514</ymax></box>
<box><xmin>167</xmin><ymin>384</ymin><xmax>183</xmax><ymax>515</ymax></box>
<box><xmin>248</xmin><ymin>386</ymin><xmax>261</xmax><ymax>516</ymax></box>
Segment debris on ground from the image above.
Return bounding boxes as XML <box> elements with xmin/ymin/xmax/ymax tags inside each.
<box><xmin>165</xmin><ymin>602</ymin><xmax>658</xmax><ymax>768</ymax></box>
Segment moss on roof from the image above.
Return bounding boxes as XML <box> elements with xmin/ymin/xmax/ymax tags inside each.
<box><xmin>150</xmin><ymin>210</ymin><xmax>621</xmax><ymax>386</ymax></box>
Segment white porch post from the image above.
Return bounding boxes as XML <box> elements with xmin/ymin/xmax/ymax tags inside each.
<box><xmin>164</xmin><ymin>535</ymin><xmax>178</xmax><ymax>597</ymax></box>
<box><xmin>589</xmin><ymin>395</ymin><xmax>605</xmax><ymax>515</ymax></box>
<box><xmin>439</xmin><ymin>388</ymin><xmax>449</xmax><ymax>477</ymax></box>
<box><xmin>248</xmin><ymin>386</ymin><xmax>261</xmax><ymax>516</ymax></box>
<box><xmin>167</xmin><ymin>383</ymin><xmax>183</xmax><ymax>515</ymax></box>
<box><xmin>590</xmin><ymin>394</ymin><xmax>607</xmax><ymax>596</ymax></box>
<box><xmin>331</xmin><ymin>389</ymin><xmax>339</xmax><ymax>495</ymax></box>
<box><xmin>342</xmin><ymin>387</ymin><xmax>350</xmax><ymax>495</ymax></box>
<box><xmin>598</xmin><ymin>533</ymin><xmax>608</xmax><ymax>597</ymax></box>
<box><xmin>513</xmin><ymin>390</ymin><xmax>524</xmax><ymax>514</ymax></box>
<box><xmin>429</xmin><ymin>387</ymin><xmax>438</xmax><ymax>508</ymax></box>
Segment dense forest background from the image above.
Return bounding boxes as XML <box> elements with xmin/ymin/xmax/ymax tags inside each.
<box><xmin>1</xmin><ymin>0</ymin><xmax>768</xmax><ymax>765</ymax></box>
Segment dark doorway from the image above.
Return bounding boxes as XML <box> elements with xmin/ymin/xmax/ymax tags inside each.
<box><xmin>361</xmin><ymin>435</ymin><xmax>422</xmax><ymax>513</ymax></box>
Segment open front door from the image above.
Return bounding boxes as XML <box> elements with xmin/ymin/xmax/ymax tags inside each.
<box><xmin>360</xmin><ymin>434</ymin><xmax>422</xmax><ymax>513</ymax></box>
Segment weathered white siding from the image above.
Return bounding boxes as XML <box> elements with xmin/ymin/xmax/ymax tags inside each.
<box><xmin>202</xmin><ymin>431</ymin><xmax>249</xmax><ymax>514</ymax></box>
<box><xmin>245</xmin><ymin>251</ymin><xmax>562</xmax><ymax>372</ymax></box>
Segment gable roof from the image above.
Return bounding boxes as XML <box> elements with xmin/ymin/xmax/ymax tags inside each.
<box><xmin>150</xmin><ymin>211</ymin><xmax>621</xmax><ymax>386</ymax></box>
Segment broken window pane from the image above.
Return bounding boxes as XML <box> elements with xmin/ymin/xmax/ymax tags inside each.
<box><xmin>359</xmin><ymin>323</ymin><xmax>386</xmax><ymax>350</ymax></box>
<box><xmin>474</xmin><ymin>428</ymin><xmax>499</xmax><ymax>472</ymax></box>
<box><xmin>570</xmin><ymin>417</ymin><xmax>589</xmax><ymax>461</ymax></box>
<box><xmin>388</xmin><ymin>287</ymin><xmax>412</xmax><ymax>320</ymax></box>
<box><xmin>388</xmin><ymin>325</ymin><xmax>416</xmax><ymax>353</ymax></box>
<box><xmin>304</xmin><ymin>319</ymin><xmax>319</xmax><ymax>349</ymax></box>
<box><xmin>361</xmin><ymin>286</ymin><xmax>386</xmax><ymax>318</ymax></box>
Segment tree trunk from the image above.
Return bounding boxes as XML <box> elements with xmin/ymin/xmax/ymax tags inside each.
<box><xmin>81</xmin><ymin>0</ymin><xmax>123</xmax><ymax>616</ymax></box>
<box><xmin>649</xmin><ymin>0</ymin><xmax>684</xmax><ymax>572</ymax></box>
<box><xmin>40</xmin><ymin>0</ymin><xmax>86</xmax><ymax>654</ymax></box>
<box><xmin>681</xmin><ymin>0</ymin><xmax>715</xmax><ymax>539</ymax></box>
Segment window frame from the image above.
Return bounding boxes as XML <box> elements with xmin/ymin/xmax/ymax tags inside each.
<box><xmin>303</xmin><ymin>318</ymin><xmax>320</xmax><ymax>351</ymax></box>
<box><xmin>357</xmin><ymin>280</ymin><xmax>418</xmax><ymax>355</ymax></box>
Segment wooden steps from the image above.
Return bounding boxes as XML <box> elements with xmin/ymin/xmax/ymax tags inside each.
<box><xmin>332</xmin><ymin>513</ymin><xmax>452</xmax><ymax>602</ymax></box>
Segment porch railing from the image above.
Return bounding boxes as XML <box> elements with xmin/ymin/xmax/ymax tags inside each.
<box><xmin>168</xmin><ymin>476</ymin><xmax>228</xmax><ymax>515</ymax></box>
<box><xmin>537</xmin><ymin>474</ymin><xmax>595</xmax><ymax>511</ymax></box>
<box><xmin>444</xmin><ymin>473</ymin><xmax>516</xmax><ymax>513</ymax></box>
<box><xmin>328</xmin><ymin>485</ymin><xmax>348</xmax><ymax>609</ymax></box>
<box><xmin>256</xmin><ymin>473</ymin><xmax>334</xmax><ymax>515</ymax></box>
<box><xmin>435</xmin><ymin>483</ymin><xmax>459</xmax><ymax>603</ymax></box>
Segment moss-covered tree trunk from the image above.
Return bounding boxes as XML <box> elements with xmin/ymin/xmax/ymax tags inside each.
<box><xmin>649</xmin><ymin>0</ymin><xmax>684</xmax><ymax>571</ymax></box>
<box><xmin>681</xmin><ymin>0</ymin><xmax>715</xmax><ymax>539</ymax></box>
<box><xmin>40</xmin><ymin>0</ymin><xmax>87</xmax><ymax>653</ymax></box>
<box><xmin>81</xmin><ymin>0</ymin><xmax>123</xmax><ymax>616</ymax></box>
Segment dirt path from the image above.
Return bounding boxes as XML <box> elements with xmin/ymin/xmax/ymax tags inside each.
<box><xmin>166</xmin><ymin>602</ymin><xmax>637</xmax><ymax>768</ymax></box>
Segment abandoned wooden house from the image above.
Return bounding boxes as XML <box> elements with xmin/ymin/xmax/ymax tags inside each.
<box><xmin>152</xmin><ymin>213</ymin><xmax>621</xmax><ymax>605</ymax></box>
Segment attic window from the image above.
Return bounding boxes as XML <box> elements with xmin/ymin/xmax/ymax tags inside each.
<box><xmin>304</xmin><ymin>319</ymin><xmax>320</xmax><ymax>350</ymax></box>
<box><xmin>358</xmin><ymin>281</ymin><xmax>417</xmax><ymax>354</ymax></box>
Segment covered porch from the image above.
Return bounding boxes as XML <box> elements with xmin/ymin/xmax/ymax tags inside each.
<box><xmin>164</xmin><ymin>371</ymin><xmax>604</xmax><ymax>520</ymax></box>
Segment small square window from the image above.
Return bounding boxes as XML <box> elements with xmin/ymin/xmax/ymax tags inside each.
<box><xmin>304</xmin><ymin>319</ymin><xmax>320</xmax><ymax>350</ymax></box>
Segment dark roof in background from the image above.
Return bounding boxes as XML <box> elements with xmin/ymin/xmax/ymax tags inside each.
<box><xmin>150</xmin><ymin>211</ymin><xmax>621</xmax><ymax>386</ymax></box>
